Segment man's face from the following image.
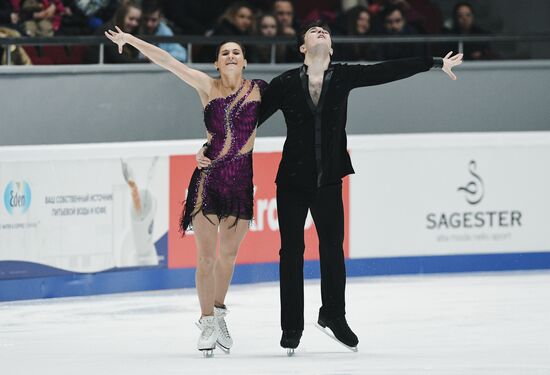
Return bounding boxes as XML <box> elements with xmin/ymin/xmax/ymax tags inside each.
<box><xmin>384</xmin><ymin>9</ymin><xmax>405</xmax><ymax>34</ymax></box>
<box><xmin>274</xmin><ymin>1</ymin><xmax>293</xmax><ymax>28</ymax></box>
<box><xmin>456</xmin><ymin>5</ymin><xmax>474</xmax><ymax>31</ymax></box>
<box><xmin>143</xmin><ymin>10</ymin><xmax>161</xmax><ymax>34</ymax></box>
<box><xmin>301</xmin><ymin>26</ymin><xmax>332</xmax><ymax>55</ymax></box>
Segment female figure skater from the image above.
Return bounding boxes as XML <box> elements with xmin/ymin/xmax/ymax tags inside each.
<box><xmin>105</xmin><ymin>27</ymin><xmax>265</xmax><ymax>356</ymax></box>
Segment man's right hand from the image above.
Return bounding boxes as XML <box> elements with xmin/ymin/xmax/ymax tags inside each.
<box><xmin>196</xmin><ymin>146</ymin><xmax>212</xmax><ymax>170</ymax></box>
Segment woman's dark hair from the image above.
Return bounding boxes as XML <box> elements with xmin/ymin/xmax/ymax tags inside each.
<box><xmin>215</xmin><ymin>40</ymin><xmax>247</xmax><ymax>60</ymax></box>
<box><xmin>346</xmin><ymin>5</ymin><xmax>370</xmax><ymax>35</ymax></box>
<box><xmin>297</xmin><ymin>20</ymin><xmax>331</xmax><ymax>48</ymax></box>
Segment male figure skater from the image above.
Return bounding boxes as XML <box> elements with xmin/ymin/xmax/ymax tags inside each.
<box><xmin>257</xmin><ymin>21</ymin><xmax>462</xmax><ymax>352</ymax></box>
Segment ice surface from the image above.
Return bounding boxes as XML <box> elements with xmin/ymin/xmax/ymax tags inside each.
<box><xmin>1</xmin><ymin>272</ymin><xmax>550</xmax><ymax>375</ymax></box>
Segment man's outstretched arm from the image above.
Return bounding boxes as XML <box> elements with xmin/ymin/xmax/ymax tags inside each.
<box><xmin>347</xmin><ymin>52</ymin><xmax>463</xmax><ymax>89</ymax></box>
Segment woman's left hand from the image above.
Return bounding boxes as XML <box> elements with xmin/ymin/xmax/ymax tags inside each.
<box><xmin>442</xmin><ymin>51</ymin><xmax>463</xmax><ymax>80</ymax></box>
<box><xmin>104</xmin><ymin>26</ymin><xmax>129</xmax><ymax>54</ymax></box>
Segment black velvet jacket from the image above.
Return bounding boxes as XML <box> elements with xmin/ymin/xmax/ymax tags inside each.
<box><xmin>259</xmin><ymin>56</ymin><xmax>443</xmax><ymax>188</ymax></box>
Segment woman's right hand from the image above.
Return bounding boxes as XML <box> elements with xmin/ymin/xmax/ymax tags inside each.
<box><xmin>104</xmin><ymin>26</ymin><xmax>129</xmax><ymax>54</ymax></box>
<box><xmin>196</xmin><ymin>146</ymin><xmax>212</xmax><ymax>170</ymax></box>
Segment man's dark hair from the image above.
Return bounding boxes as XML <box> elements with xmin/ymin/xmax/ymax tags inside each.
<box><xmin>381</xmin><ymin>5</ymin><xmax>404</xmax><ymax>21</ymax></box>
<box><xmin>297</xmin><ymin>20</ymin><xmax>332</xmax><ymax>49</ymax></box>
<box><xmin>142</xmin><ymin>0</ymin><xmax>163</xmax><ymax>15</ymax></box>
<box><xmin>215</xmin><ymin>40</ymin><xmax>247</xmax><ymax>60</ymax></box>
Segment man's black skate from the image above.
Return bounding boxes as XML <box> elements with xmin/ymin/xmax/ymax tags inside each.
<box><xmin>280</xmin><ymin>330</ymin><xmax>302</xmax><ymax>356</ymax></box>
<box><xmin>316</xmin><ymin>315</ymin><xmax>358</xmax><ymax>351</ymax></box>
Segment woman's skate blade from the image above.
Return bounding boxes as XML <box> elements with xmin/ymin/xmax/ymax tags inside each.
<box><xmin>314</xmin><ymin>322</ymin><xmax>358</xmax><ymax>352</ymax></box>
<box><xmin>200</xmin><ymin>348</ymin><xmax>214</xmax><ymax>358</ymax></box>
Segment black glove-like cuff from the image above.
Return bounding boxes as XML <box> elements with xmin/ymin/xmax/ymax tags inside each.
<box><xmin>433</xmin><ymin>57</ymin><xmax>444</xmax><ymax>69</ymax></box>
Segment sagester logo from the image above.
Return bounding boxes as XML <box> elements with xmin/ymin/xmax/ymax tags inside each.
<box><xmin>3</xmin><ymin>181</ymin><xmax>32</xmax><ymax>215</ymax></box>
<box><xmin>457</xmin><ymin>160</ymin><xmax>484</xmax><ymax>205</ymax></box>
<box><xmin>426</xmin><ymin>160</ymin><xmax>522</xmax><ymax>231</ymax></box>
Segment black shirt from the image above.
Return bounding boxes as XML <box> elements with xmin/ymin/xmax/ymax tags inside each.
<box><xmin>259</xmin><ymin>56</ymin><xmax>442</xmax><ymax>188</ymax></box>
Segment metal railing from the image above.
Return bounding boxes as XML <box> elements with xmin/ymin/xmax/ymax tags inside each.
<box><xmin>2</xmin><ymin>33</ymin><xmax>550</xmax><ymax>65</ymax></box>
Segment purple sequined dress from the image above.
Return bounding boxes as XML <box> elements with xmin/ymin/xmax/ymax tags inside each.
<box><xmin>180</xmin><ymin>79</ymin><xmax>267</xmax><ymax>235</ymax></box>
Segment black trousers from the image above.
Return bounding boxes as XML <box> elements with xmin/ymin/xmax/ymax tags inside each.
<box><xmin>277</xmin><ymin>181</ymin><xmax>346</xmax><ymax>331</ymax></box>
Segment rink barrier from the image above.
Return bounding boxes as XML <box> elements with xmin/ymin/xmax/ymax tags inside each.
<box><xmin>2</xmin><ymin>251</ymin><xmax>550</xmax><ymax>301</ymax></box>
<box><xmin>2</xmin><ymin>133</ymin><xmax>550</xmax><ymax>301</ymax></box>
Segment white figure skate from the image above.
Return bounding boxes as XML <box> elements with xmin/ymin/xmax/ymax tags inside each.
<box><xmin>214</xmin><ymin>306</ymin><xmax>233</xmax><ymax>354</ymax></box>
<box><xmin>197</xmin><ymin>315</ymin><xmax>219</xmax><ymax>357</ymax></box>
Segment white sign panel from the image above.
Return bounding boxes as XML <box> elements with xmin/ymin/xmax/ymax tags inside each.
<box><xmin>349</xmin><ymin>133</ymin><xmax>550</xmax><ymax>258</ymax></box>
<box><xmin>0</xmin><ymin>156</ymin><xmax>168</xmax><ymax>273</ymax></box>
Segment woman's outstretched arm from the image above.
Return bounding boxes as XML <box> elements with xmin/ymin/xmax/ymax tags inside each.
<box><xmin>105</xmin><ymin>26</ymin><xmax>212</xmax><ymax>104</ymax></box>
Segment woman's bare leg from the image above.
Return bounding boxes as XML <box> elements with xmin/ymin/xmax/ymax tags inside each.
<box><xmin>214</xmin><ymin>217</ymin><xmax>249</xmax><ymax>306</ymax></box>
<box><xmin>192</xmin><ymin>213</ymin><xmax>220</xmax><ymax>316</ymax></box>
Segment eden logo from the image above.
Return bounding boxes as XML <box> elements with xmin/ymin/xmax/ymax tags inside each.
<box><xmin>3</xmin><ymin>181</ymin><xmax>32</xmax><ymax>215</ymax></box>
<box><xmin>457</xmin><ymin>160</ymin><xmax>484</xmax><ymax>205</ymax></box>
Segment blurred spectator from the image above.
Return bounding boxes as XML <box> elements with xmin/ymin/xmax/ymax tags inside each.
<box><xmin>369</xmin><ymin>0</ymin><xmax>442</xmax><ymax>34</ymax></box>
<box><xmin>444</xmin><ymin>2</ymin><xmax>494</xmax><ymax>60</ymax></box>
<box><xmin>272</xmin><ymin>0</ymin><xmax>300</xmax><ymax>62</ymax></box>
<box><xmin>272</xmin><ymin>0</ymin><xmax>296</xmax><ymax>37</ymax></box>
<box><xmin>0</xmin><ymin>26</ymin><xmax>32</xmax><ymax>64</ymax></box>
<box><xmin>198</xmin><ymin>2</ymin><xmax>256</xmax><ymax>62</ymax></box>
<box><xmin>10</xmin><ymin>0</ymin><xmax>69</xmax><ymax>36</ymax></box>
<box><xmin>258</xmin><ymin>13</ymin><xmax>278</xmax><ymax>38</ymax></box>
<box><xmin>85</xmin><ymin>1</ymin><xmax>144</xmax><ymax>63</ymax></box>
<box><xmin>337</xmin><ymin>5</ymin><xmax>378</xmax><ymax>61</ymax></box>
<box><xmin>1</xmin><ymin>0</ymin><xmax>18</xmax><ymax>26</ymax></box>
<box><xmin>61</xmin><ymin>0</ymin><xmax>117</xmax><ymax>34</ymax></box>
<box><xmin>376</xmin><ymin>5</ymin><xmax>425</xmax><ymax>59</ymax></box>
<box><xmin>210</xmin><ymin>1</ymin><xmax>255</xmax><ymax>36</ymax></box>
<box><xmin>254</xmin><ymin>13</ymin><xmax>278</xmax><ymax>63</ymax></box>
<box><xmin>140</xmin><ymin>0</ymin><xmax>187</xmax><ymax>62</ymax></box>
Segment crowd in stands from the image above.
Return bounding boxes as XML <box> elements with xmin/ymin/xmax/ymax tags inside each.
<box><xmin>0</xmin><ymin>0</ymin><xmax>496</xmax><ymax>65</ymax></box>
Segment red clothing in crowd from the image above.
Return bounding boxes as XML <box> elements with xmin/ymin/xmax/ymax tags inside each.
<box><xmin>10</xmin><ymin>0</ymin><xmax>65</xmax><ymax>30</ymax></box>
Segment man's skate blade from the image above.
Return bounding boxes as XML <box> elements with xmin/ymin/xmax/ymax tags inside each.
<box><xmin>286</xmin><ymin>348</ymin><xmax>295</xmax><ymax>356</ymax></box>
<box><xmin>314</xmin><ymin>322</ymin><xmax>358</xmax><ymax>352</ymax></box>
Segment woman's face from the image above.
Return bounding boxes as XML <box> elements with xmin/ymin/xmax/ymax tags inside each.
<box><xmin>233</xmin><ymin>7</ymin><xmax>253</xmax><ymax>32</ymax></box>
<box><xmin>215</xmin><ymin>42</ymin><xmax>247</xmax><ymax>75</ymax></box>
<box><xmin>356</xmin><ymin>11</ymin><xmax>370</xmax><ymax>35</ymax></box>
<box><xmin>260</xmin><ymin>16</ymin><xmax>277</xmax><ymax>37</ymax></box>
<box><xmin>456</xmin><ymin>5</ymin><xmax>474</xmax><ymax>31</ymax></box>
<box><xmin>124</xmin><ymin>7</ymin><xmax>141</xmax><ymax>33</ymax></box>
